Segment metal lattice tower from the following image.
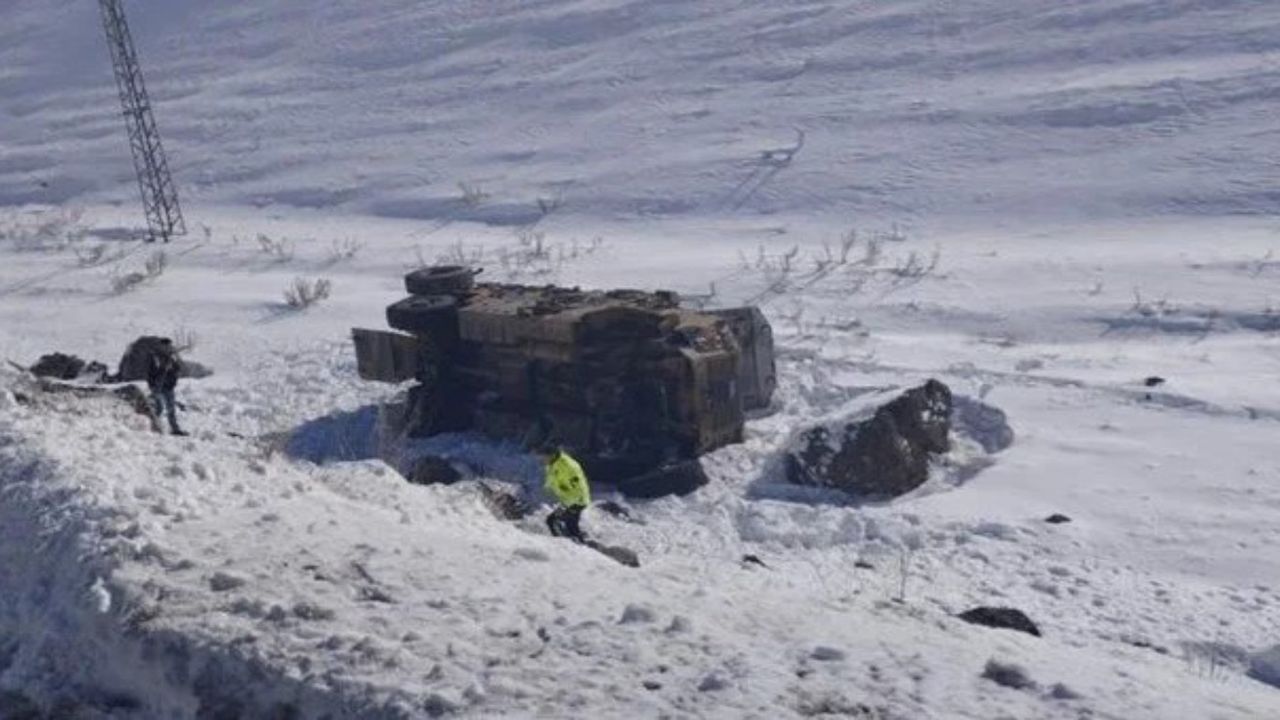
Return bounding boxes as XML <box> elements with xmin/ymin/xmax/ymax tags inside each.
<box><xmin>99</xmin><ymin>0</ymin><xmax>185</xmax><ymax>243</ymax></box>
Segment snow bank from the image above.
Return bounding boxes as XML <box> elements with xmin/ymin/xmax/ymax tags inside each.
<box><xmin>0</xmin><ymin>372</ymin><xmax>410</xmax><ymax>716</ymax></box>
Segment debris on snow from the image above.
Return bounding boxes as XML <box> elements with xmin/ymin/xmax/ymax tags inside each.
<box><xmin>664</xmin><ymin>616</ymin><xmax>692</xmax><ymax>635</ymax></box>
<box><xmin>479</xmin><ymin>482</ymin><xmax>530</xmax><ymax>520</ymax></box>
<box><xmin>810</xmin><ymin>646</ymin><xmax>847</xmax><ymax>662</ymax></box>
<box><xmin>208</xmin><ymin>572</ymin><xmax>247</xmax><ymax>592</ymax></box>
<box><xmin>981</xmin><ymin>659</ymin><xmax>1037</xmax><ymax>690</ymax></box>
<box><xmin>619</xmin><ymin>604</ymin><xmax>657</xmax><ymax>625</ymax></box>
<box><xmin>698</xmin><ymin>673</ymin><xmax>730</xmax><ymax>692</ymax></box>
<box><xmin>1049</xmin><ymin>682</ymin><xmax>1084</xmax><ymax>700</ymax></box>
<box><xmin>513</xmin><ymin>547</ymin><xmax>550</xmax><ymax>562</ymax></box>
<box><xmin>30</xmin><ymin>352</ymin><xmax>108</xmax><ymax>382</ymax></box>
<box><xmin>957</xmin><ymin>607</ymin><xmax>1042</xmax><ymax>637</ymax></box>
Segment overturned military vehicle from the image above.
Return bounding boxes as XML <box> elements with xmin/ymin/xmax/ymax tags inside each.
<box><xmin>353</xmin><ymin>265</ymin><xmax>775</xmax><ymax>498</ymax></box>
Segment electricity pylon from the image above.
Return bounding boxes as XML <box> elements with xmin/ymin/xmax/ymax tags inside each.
<box><xmin>99</xmin><ymin>0</ymin><xmax>185</xmax><ymax>243</ymax></box>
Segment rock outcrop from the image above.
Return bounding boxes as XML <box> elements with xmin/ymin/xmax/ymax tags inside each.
<box><xmin>786</xmin><ymin>380</ymin><xmax>953</xmax><ymax>500</ymax></box>
<box><xmin>406</xmin><ymin>455</ymin><xmax>462</xmax><ymax>486</ymax></box>
<box><xmin>957</xmin><ymin>607</ymin><xmax>1041</xmax><ymax>637</ymax></box>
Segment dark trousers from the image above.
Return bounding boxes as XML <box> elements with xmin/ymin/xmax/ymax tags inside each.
<box><xmin>151</xmin><ymin>387</ymin><xmax>182</xmax><ymax>434</ymax></box>
<box><xmin>546</xmin><ymin>505</ymin><xmax>586</xmax><ymax>542</ymax></box>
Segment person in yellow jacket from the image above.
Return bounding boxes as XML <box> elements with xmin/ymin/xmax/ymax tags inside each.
<box><xmin>538</xmin><ymin>445</ymin><xmax>591</xmax><ymax>542</ymax></box>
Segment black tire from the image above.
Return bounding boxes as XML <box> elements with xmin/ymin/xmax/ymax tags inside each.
<box><xmin>405</xmin><ymin>265</ymin><xmax>476</xmax><ymax>296</ymax></box>
<box><xmin>386</xmin><ymin>294</ymin><xmax>459</xmax><ymax>341</ymax></box>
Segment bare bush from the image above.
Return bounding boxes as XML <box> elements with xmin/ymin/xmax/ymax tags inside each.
<box><xmin>859</xmin><ymin>236</ymin><xmax>883</xmax><ymax>267</ymax></box>
<box><xmin>1130</xmin><ymin>288</ymin><xmax>1179</xmax><ymax>318</ymax></box>
<box><xmin>1248</xmin><ymin>249</ymin><xmax>1275</xmax><ymax>277</ymax></box>
<box><xmin>74</xmin><ymin>243</ymin><xmax>110</xmax><ymax>267</ymax></box>
<box><xmin>438</xmin><ymin>240</ymin><xmax>486</xmax><ymax>267</ymax></box>
<box><xmin>109</xmin><ymin>250</ymin><xmax>168</xmax><ymax>294</ymax></box>
<box><xmin>683</xmin><ymin>282</ymin><xmax>720</xmax><ymax>310</ymax></box>
<box><xmin>328</xmin><ymin>237</ymin><xmax>364</xmax><ymax>263</ymax></box>
<box><xmin>740</xmin><ymin>243</ymin><xmax>801</xmax><ymax>297</ymax></box>
<box><xmin>257</xmin><ymin>234</ymin><xmax>295</xmax><ymax>262</ymax></box>
<box><xmin>740</xmin><ymin>223</ymin><xmax>939</xmax><ymax>304</ymax></box>
<box><xmin>536</xmin><ymin>192</ymin><xmax>565</xmax><ymax>218</ymax></box>
<box><xmin>144</xmin><ymin>249</ymin><xmax>168</xmax><ymax>277</ymax></box>
<box><xmin>284</xmin><ymin>277</ymin><xmax>332</xmax><ymax>309</ymax></box>
<box><xmin>457</xmin><ymin>181</ymin><xmax>489</xmax><ymax>207</ymax></box>
<box><xmin>110</xmin><ymin>270</ymin><xmax>149</xmax><ymax>294</ymax></box>
<box><xmin>1181</xmin><ymin>641</ymin><xmax>1248</xmax><ymax>683</ymax></box>
<box><xmin>2</xmin><ymin>207</ymin><xmax>87</xmax><ymax>252</ymax></box>
<box><xmin>515</xmin><ymin>227</ymin><xmax>550</xmax><ymax>260</ymax></box>
<box><xmin>877</xmin><ymin>222</ymin><xmax>909</xmax><ymax>243</ymax></box>
<box><xmin>888</xmin><ymin>247</ymin><xmax>941</xmax><ymax>281</ymax></box>
<box><xmin>172</xmin><ymin>327</ymin><xmax>198</xmax><ymax>353</ymax></box>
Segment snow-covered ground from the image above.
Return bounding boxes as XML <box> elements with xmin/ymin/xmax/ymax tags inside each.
<box><xmin>2</xmin><ymin>1</ymin><xmax>1280</xmax><ymax>718</ymax></box>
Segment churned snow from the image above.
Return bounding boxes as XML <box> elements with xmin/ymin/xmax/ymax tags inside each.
<box><xmin>2</xmin><ymin>1</ymin><xmax>1280</xmax><ymax>718</ymax></box>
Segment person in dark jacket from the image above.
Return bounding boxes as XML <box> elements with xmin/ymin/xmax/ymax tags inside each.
<box><xmin>147</xmin><ymin>338</ymin><xmax>185</xmax><ymax>435</ymax></box>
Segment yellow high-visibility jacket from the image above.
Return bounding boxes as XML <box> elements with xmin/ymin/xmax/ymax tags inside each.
<box><xmin>544</xmin><ymin>452</ymin><xmax>591</xmax><ymax>507</ymax></box>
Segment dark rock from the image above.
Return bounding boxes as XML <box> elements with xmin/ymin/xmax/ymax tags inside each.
<box><xmin>407</xmin><ymin>455</ymin><xmax>462</xmax><ymax>486</ymax></box>
<box><xmin>698</xmin><ymin>674</ymin><xmax>729</xmax><ymax>692</ymax></box>
<box><xmin>358</xmin><ymin>586</ymin><xmax>394</xmax><ymax>604</ymax></box>
<box><xmin>596</xmin><ymin>500</ymin><xmax>634</xmax><ymax>520</ymax></box>
<box><xmin>1049</xmin><ymin>683</ymin><xmax>1083</xmax><ymax>700</ymax></box>
<box><xmin>958</xmin><ymin>607</ymin><xmax>1041</xmax><ymax>637</ymax></box>
<box><xmin>1044</xmin><ymin>513</ymin><xmax>1072</xmax><ymax>524</ymax></box>
<box><xmin>291</xmin><ymin>602</ymin><xmax>335</xmax><ymax>621</ymax></box>
<box><xmin>616</xmin><ymin>459</ymin><xmax>708</xmax><ymax>499</ymax></box>
<box><xmin>586</xmin><ymin>541</ymin><xmax>641</xmax><ymax>568</ymax></box>
<box><xmin>208</xmin><ymin>572</ymin><xmax>246</xmax><ymax>592</ymax></box>
<box><xmin>982</xmin><ymin>659</ymin><xmax>1037</xmax><ymax>690</ymax></box>
<box><xmin>478</xmin><ymin>483</ymin><xmax>530</xmax><ymax>520</ymax></box>
<box><xmin>742</xmin><ymin>554</ymin><xmax>769</xmax><ymax>568</ymax></box>
<box><xmin>0</xmin><ymin>691</ymin><xmax>41</xmax><ymax>720</ymax></box>
<box><xmin>619</xmin><ymin>604</ymin><xmax>657</xmax><ymax>624</ymax></box>
<box><xmin>1249</xmin><ymin>645</ymin><xmax>1280</xmax><ymax>689</ymax></box>
<box><xmin>786</xmin><ymin>380</ymin><xmax>953</xmax><ymax>499</ymax></box>
<box><xmin>810</xmin><ymin>646</ymin><xmax>846</xmax><ymax>661</ymax></box>
<box><xmin>422</xmin><ymin>693</ymin><xmax>458</xmax><ymax>718</ymax></box>
<box><xmin>1143</xmin><ymin>376</ymin><xmax>1166</xmax><ymax>387</ymax></box>
<box><xmin>854</xmin><ymin>560</ymin><xmax>875</xmax><ymax>570</ymax></box>
<box><xmin>664</xmin><ymin>616</ymin><xmax>692</xmax><ymax>634</ymax></box>
<box><xmin>30</xmin><ymin>352</ymin><xmax>87</xmax><ymax>380</ymax></box>
<box><xmin>641</xmin><ymin>680</ymin><xmax>662</xmax><ymax>691</ymax></box>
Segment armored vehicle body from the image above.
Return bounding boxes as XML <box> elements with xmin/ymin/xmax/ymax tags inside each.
<box><xmin>353</xmin><ymin>266</ymin><xmax>775</xmax><ymax>497</ymax></box>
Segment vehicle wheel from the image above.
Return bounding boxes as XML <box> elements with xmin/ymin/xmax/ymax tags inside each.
<box><xmin>404</xmin><ymin>265</ymin><xmax>476</xmax><ymax>296</ymax></box>
<box><xmin>386</xmin><ymin>294</ymin><xmax>459</xmax><ymax>342</ymax></box>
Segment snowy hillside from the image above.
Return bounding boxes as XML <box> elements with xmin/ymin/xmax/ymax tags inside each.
<box><xmin>2</xmin><ymin>1</ymin><xmax>1280</xmax><ymax>718</ymax></box>
<box><xmin>3</xmin><ymin>0</ymin><xmax>1280</xmax><ymax>222</ymax></box>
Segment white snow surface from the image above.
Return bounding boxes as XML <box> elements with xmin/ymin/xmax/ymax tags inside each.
<box><xmin>2</xmin><ymin>1</ymin><xmax>1280</xmax><ymax>718</ymax></box>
